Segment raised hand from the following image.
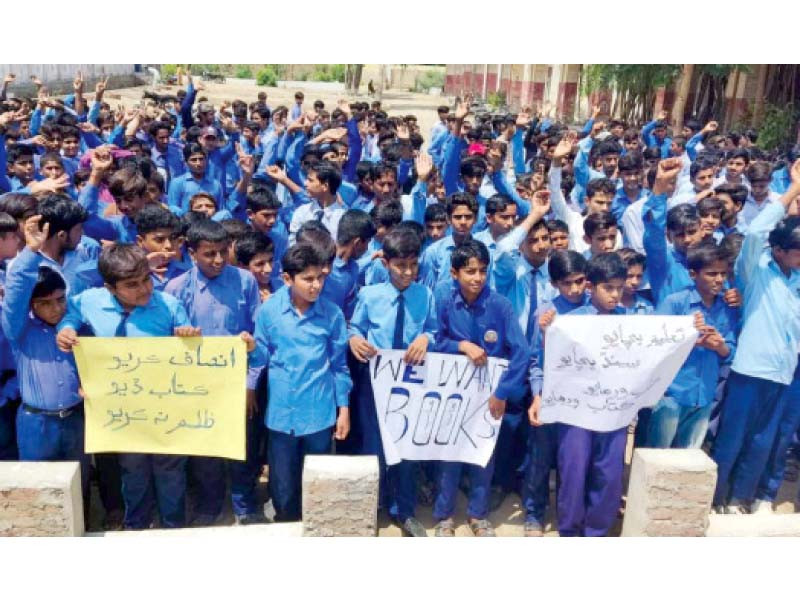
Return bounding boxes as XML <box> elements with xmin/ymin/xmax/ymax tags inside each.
<box><xmin>591</xmin><ymin>104</ymin><xmax>601</xmax><ymax>119</ymax></box>
<box><xmin>23</xmin><ymin>215</ymin><xmax>49</xmax><ymax>252</ymax></box>
<box><xmin>702</xmin><ymin>120</ymin><xmax>719</xmax><ymax>135</ymax></box>
<box><xmin>3</xmin><ymin>73</ymin><xmax>15</xmax><ymax>86</ymax></box>
<box><xmin>264</xmin><ymin>164</ymin><xmax>286</xmax><ymax>182</ymax></box>
<box><xmin>657</xmin><ymin>109</ymin><xmax>668</xmax><ymax>121</ymax></box>
<box><xmin>455</xmin><ymin>95</ymin><xmax>472</xmax><ymax>120</ymax></box>
<box><xmin>531</xmin><ymin>189</ymin><xmax>551</xmax><ymax>216</ymax></box>
<box><xmin>516</xmin><ymin>108</ymin><xmax>532</xmax><ymax>128</ymax></box>
<box><xmin>73</xmin><ymin>70</ymin><xmax>84</xmax><ymax>93</ymax></box>
<box><xmin>652</xmin><ymin>157</ymin><xmax>683</xmax><ymax>195</ymax></box>
<box><xmin>553</xmin><ymin>133</ymin><xmax>576</xmax><ymax>161</ymax></box>
<box><xmin>95</xmin><ymin>76</ymin><xmax>109</xmax><ymax>98</ymax></box>
<box><xmin>337</xmin><ymin>98</ymin><xmax>352</xmax><ymax>119</ymax></box>
<box><xmin>91</xmin><ymin>147</ymin><xmax>114</xmax><ymax>173</ymax></box>
<box><xmin>415</xmin><ymin>153</ymin><xmax>433</xmax><ymax>182</ymax></box>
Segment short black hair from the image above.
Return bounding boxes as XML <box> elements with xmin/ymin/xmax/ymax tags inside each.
<box><xmin>690</xmin><ymin>158</ymin><xmax>717</xmax><ymax>180</ymax></box>
<box><xmin>0</xmin><ymin>211</ymin><xmax>18</xmax><ymax>235</ymax></box>
<box><xmin>697</xmin><ymin>195</ymin><xmax>723</xmax><ymax>217</ymax></box>
<box><xmin>445</xmin><ymin>192</ymin><xmax>479</xmax><ymax>217</ymax></box>
<box><xmin>713</xmin><ymin>183</ymin><xmax>748</xmax><ymax>206</ymax></box>
<box><xmin>617</xmin><ymin>247</ymin><xmax>647</xmax><ymax>271</ymax></box>
<box><xmin>282</xmin><ymin>243</ymin><xmax>326</xmax><ymax>278</ymax></box>
<box><xmin>219</xmin><ymin>218</ymin><xmax>252</xmax><ymax>241</ymax></box>
<box><xmin>7</xmin><ymin>144</ymin><xmax>35</xmax><ymax>163</ymax></box>
<box><xmin>485</xmin><ymin>194</ymin><xmax>515</xmax><ymax>216</ymax></box>
<box><xmin>186</xmin><ymin>219</ymin><xmax>230</xmax><ymax>250</ymax></box>
<box><xmin>372</xmin><ymin>200</ymin><xmax>404</xmax><ymax>229</ymax></box>
<box><xmin>247</xmin><ymin>187</ymin><xmax>281</xmax><ymax>212</ymax></box>
<box><xmin>37</xmin><ymin>194</ymin><xmax>87</xmax><ymax>238</ymax></box>
<box><xmin>296</xmin><ymin>222</ymin><xmax>336</xmax><ymax>264</ymax></box>
<box><xmin>593</xmin><ymin>139</ymin><xmax>622</xmax><ymax>158</ymax></box>
<box><xmin>337</xmin><ymin>209</ymin><xmax>376</xmax><ymax>246</ymax></box>
<box><xmin>382</xmin><ymin>228</ymin><xmax>421</xmax><ymax>260</ymax></box>
<box><xmin>98</xmin><ymin>244</ymin><xmax>149</xmax><ymax>286</ymax></box>
<box><xmin>727</xmin><ymin>148</ymin><xmax>750</xmax><ymax>164</ymax></box>
<box><xmin>583</xmin><ymin>211</ymin><xmax>617</xmax><ymax>238</ymax></box>
<box><xmin>182</xmin><ymin>142</ymin><xmax>206</xmax><ymax>162</ymax></box>
<box><xmin>460</xmin><ymin>156</ymin><xmax>488</xmax><ymax>178</ymax></box>
<box><xmin>617</xmin><ymin>152</ymin><xmax>643</xmax><ymax>173</ymax></box>
<box><xmin>586</xmin><ymin>178</ymin><xmax>616</xmax><ymax>198</ymax></box>
<box><xmin>687</xmin><ymin>240</ymin><xmax>727</xmax><ymax>271</ymax></box>
<box><xmin>134</xmin><ymin>204</ymin><xmax>180</xmax><ymax>235</ymax></box>
<box><xmin>586</xmin><ymin>252</ymin><xmax>627</xmax><ymax>284</ymax></box>
<box><xmin>424</xmin><ymin>203</ymin><xmax>448</xmax><ymax>224</ymax></box>
<box><xmin>235</xmin><ymin>231</ymin><xmax>274</xmax><ymax>265</ymax></box>
<box><xmin>307</xmin><ymin>160</ymin><xmax>342</xmax><ymax>195</ymax></box>
<box><xmin>32</xmin><ymin>266</ymin><xmax>66</xmax><ymax>300</ymax></box>
<box><xmin>719</xmin><ymin>232</ymin><xmax>744</xmax><ymax>264</ymax></box>
<box><xmin>0</xmin><ymin>193</ymin><xmax>37</xmax><ymax>220</ymax></box>
<box><xmin>546</xmin><ymin>219</ymin><xmax>569</xmax><ymax>235</ymax></box>
<box><xmin>768</xmin><ymin>216</ymin><xmax>800</xmax><ymax>251</ymax></box>
<box><xmin>548</xmin><ymin>250</ymin><xmax>588</xmax><ymax>282</ymax></box>
<box><xmin>666</xmin><ymin>204</ymin><xmax>700</xmax><ymax>234</ymax></box>
<box><xmin>451</xmin><ymin>239</ymin><xmax>489</xmax><ymax>270</ymax></box>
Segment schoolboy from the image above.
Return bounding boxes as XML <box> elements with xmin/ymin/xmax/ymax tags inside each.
<box><xmin>582</xmin><ymin>211</ymin><xmax>619</xmax><ymax>258</ymax></box>
<box><xmin>475</xmin><ymin>194</ymin><xmax>517</xmax><ymax>263</ymax></box>
<box><xmin>711</xmin><ymin>159</ymin><xmax>800</xmax><ymax>514</ymax></box>
<box><xmin>742</xmin><ymin>161</ymin><xmax>780</xmax><ymax>226</ymax></box>
<box><xmin>432</xmin><ymin>239</ymin><xmax>531</xmax><ymax>537</ymax></box>
<box><xmin>523</xmin><ymin>249</ymin><xmax>588</xmax><ymax>536</ymax></box>
<box><xmin>714</xmin><ymin>183</ymin><xmax>748</xmax><ymax>236</ymax></box>
<box><xmin>546</xmin><ymin>219</ymin><xmax>570</xmax><ymax>251</ymax></box>
<box><xmin>423</xmin><ymin>203</ymin><xmax>448</xmax><ymax>250</ymax></box>
<box><xmin>358</xmin><ymin>200</ymin><xmax>404</xmax><ymax>285</ymax></box>
<box><xmin>648</xmin><ymin>242</ymin><xmax>738</xmax><ymax>450</ymax></box>
<box><xmin>165</xmin><ymin>219</ymin><xmax>261</xmax><ymax>526</ymax></box>
<box><xmin>419</xmin><ymin>192</ymin><xmax>478</xmax><ymax>289</ymax></box>
<box><xmin>322</xmin><ymin>209</ymin><xmax>375</xmax><ymax>320</ymax></box>
<box><xmin>1</xmin><ymin>216</ymin><xmax>88</xmax><ymax>506</ymax></box>
<box><xmin>56</xmin><ymin>244</ymin><xmax>201</xmax><ymax>530</ymax></box>
<box><xmin>617</xmin><ymin>248</ymin><xmax>653</xmax><ymax>314</ymax></box>
<box><xmin>348</xmin><ymin>228</ymin><xmax>437</xmax><ymax>537</ymax></box>
<box><xmin>696</xmin><ymin>195</ymin><xmax>723</xmax><ymax>241</ymax></box>
<box><xmin>167</xmin><ymin>143</ymin><xmax>224</xmax><ymax>216</ymax></box>
<box><xmin>530</xmin><ymin>252</ymin><xmax>629</xmax><ymax>537</ymax></box>
<box><xmin>189</xmin><ymin>191</ymin><xmax>233</xmax><ymax>222</ymax></box>
<box><xmin>6</xmin><ymin>144</ymin><xmax>37</xmax><ymax>191</ymax></box>
<box><xmin>669</xmin><ymin>158</ymin><xmax>717</xmax><ymax>209</ymax></box>
<box><xmin>134</xmin><ymin>204</ymin><xmax>187</xmax><ymax>291</ymax></box>
<box><xmin>235</xmin><ymin>231</ymin><xmax>275</xmax><ymax>303</ymax></box>
<box><xmin>612</xmin><ymin>152</ymin><xmax>648</xmax><ymax>224</ymax></box>
<box><xmin>245</xmin><ymin>186</ymin><xmax>288</xmax><ymax>292</ymax></box>
<box><xmin>252</xmin><ymin>244</ymin><xmax>351</xmax><ymax>522</ymax></box>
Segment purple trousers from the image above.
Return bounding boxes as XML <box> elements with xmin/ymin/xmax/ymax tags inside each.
<box><xmin>556</xmin><ymin>424</ymin><xmax>627</xmax><ymax>537</ymax></box>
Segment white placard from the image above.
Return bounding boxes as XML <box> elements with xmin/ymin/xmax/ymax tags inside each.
<box><xmin>540</xmin><ymin>315</ymin><xmax>698</xmax><ymax>432</ymax></box>
<box><xmin>369</xmin><ymin>350</ymin><xmax>506</xmax><ymax>467</ymax></box>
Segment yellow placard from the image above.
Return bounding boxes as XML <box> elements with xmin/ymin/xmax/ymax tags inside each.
<box><xmin>73</xmin><ymin>336</ymin><xmax>246</xmax><ymax>460</ymax></box>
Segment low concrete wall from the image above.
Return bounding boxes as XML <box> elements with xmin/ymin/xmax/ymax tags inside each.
<box><xmin>0</xmin><ymin>461</ymin><xmax>84</xmax><ymax>536</ymax></box>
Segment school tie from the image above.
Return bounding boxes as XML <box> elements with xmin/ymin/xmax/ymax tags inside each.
<box><xmin>525</xmin><ymin>268</ymin><xmax>540</xmax><ymax>344</ymax></box>
<box><xmin>392</xmin><ymin>292</ymin><xmax>405</xmax><ymax>350</ymax></box>
<box><xmin>314</xmin><ymin>208</ymin><xmax>324</xmax><ymax>223</ymax></box>
<box><xmin>115</xmin><ymin>312</ymin><xmax>130</xmax><ymax>337</ymax></box>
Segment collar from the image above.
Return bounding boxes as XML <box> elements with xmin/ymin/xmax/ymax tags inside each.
<box><xmin>277</xmin><ymin>284</ymin><xmax>322</xmax><ymax>318</ymax></box>
<box><xmin>453</xmin><ymin>281</ymin><xmax>490</xmax><ymax>309</ymax></box>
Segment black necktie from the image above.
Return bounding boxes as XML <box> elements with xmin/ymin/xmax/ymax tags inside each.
<box><xmin>392</xmin><ymin>293</ymin><xmax>405</xmax><ymax>350</ymax></box>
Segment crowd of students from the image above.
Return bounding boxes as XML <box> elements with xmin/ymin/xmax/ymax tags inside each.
<box><xmin>0</xmin><ymin>69</ymin><xmax>799</xmax><ymax>537</ymax></box>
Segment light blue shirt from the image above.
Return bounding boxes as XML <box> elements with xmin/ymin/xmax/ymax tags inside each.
<box><xmin>167</xmin><ymin>172</ymin><xmax>224</xmax><ymax>216</ymax></box>
<box><xmin>731</xmin><ymin>201</ymin><xmax>800</xmax><ymax>385</ymax></box>
<box><xmin>348</xmin><ymin>281</ymin><xmax>438</xmax><ymax>348</ymax></box>
<box><xmin>252</xmin><ymin>286</ymin><xmax>351</xmax><ymax>435</ymax></box>
<box><xmin>288</xmin><ymin>195</ymin><xmax>345</xmax><ymax>246</ymax></box>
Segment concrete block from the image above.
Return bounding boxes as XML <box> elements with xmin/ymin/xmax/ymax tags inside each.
<box><xmin>622</xmin><ymin>449</ymin><xmax>716</xmax><ymax>537</ymax></box>
<box><xmin>302</xmin><ymin>455</ymin><xmax>379</xmax><ymax>537</ymax></box>
<box><xmin>0</xmin><ymin>462</ymin><xmax>83</xmax><ymax>536</ymax></box>
<box><xmin>707</xmin><ymin>514</ymin><xmax>800</xmax><ymax>537</ymax></box>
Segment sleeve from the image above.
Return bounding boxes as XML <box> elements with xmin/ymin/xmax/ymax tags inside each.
<box><xmin>641</xmin><ymin>120</ymin><xmax>657</xmax><ymax>148</ymax></box>
<box><xmin>343</xmin><ymin>117</ymin><xmax>363</xmax><ymax>183</ymax></box>
<box><xmin>511</xmin><ymin>128</ymin><xmax>530</xmax><ymax>175</ymax></box>
<box><xmin>422</xmin><ymin>288</ymin><xmax>438</xmax><ymax>346</ymax></box>
<box><xmin>494</xmin><ymin>301</ymin><xmax>532</xmax><ymax>401</ymax></box>
<box><xmin>433</xmin><ymin>297</ymin><xmax>460</xmax><ymax>355</ymax></box>
<box><xmin>527</xmin><ymin>332</ymin><xmax>544</xmax><ymax>397</ymax></box>
<box><xmin>0</xmin><ymin>134</ymin><xmax>10</xmax><ymax>193</ymax></box>
<box><xmin>79</xmin><ymin>183</ymin><xmax>120</xmax><ymax>240</ymax></box>
<box><xmin>285</xmin><ymin>132</ymin><xmax>308</xmax><ymax>186</ymax></box>
<box><xmin>171</xmin><ymin>298</ymin><xmax>191</xmax><ymax>328</ymax></box>
<box><xmin>30</xmin><ymin>107</ymin><xmax>42</xmax><ymax>136</ymax></box>
<box><xmin>573</xmin><ymin>138</ymin><xmax>594</xmax><ymax>188</ymax></box>
<box><xmin>397</xmin><ymin>158</ymin><xmax>413</xmax><ymax>187</ymax></box>
<box><xmin>441</xmin><ymin>133</ymin><xmax>464</xmax><ymax>195</ymax></box>
<box><xmin>548</xmin><ymin>166</ymin><xmax>572</xmax><ymax>222</ymax></box>
<box><xmin>167</xmin><ymin>177</ymin><xmax>185</xmax><ymax>215</ymax></box>
<box><xmin>621</xmin><ymin>203</ymin><xmax>646</xmax><ymax>253</ymax></box>
<box><xmin>217</xmin><ymin>131</ymin><xmax>239</xmax><ymax>165</ymax></box>
<box><xmin>686</xmin><ymin>132</ymin><xmax>703</xmax><ymax>161</ymax></box>
<box><xmin>407</xmin><ymin>181</ymin><xmax>428</xmax><ymax>224</ymax></box>
<box><xmin>580</xmin><ymin>118</ymin><xmax>595</xmax><ymax>136</ymax></box>
<box><xmin>248</xmin><ymin>305</ymin><xmax>270</xmax><ymax>389</ymax></box>
<box><xmin>180</xmin><ymin>81</ymin><xmax>197</xmax><ymax>130</ymax></box>
<box><xmin>328</xmin><ymin>308</ymin><xmax>352</xmax><ymax>407</ymax></box>
<box><xmin>347</xmin><ymin>292</ymin><xmax>369</xmax><ymax>340</ymax></box>
<box><xmin>1</xmin><ymin>247</ymin><xmax>43</xmax><ymax>342</ymax></box>
<box><xmin>642</xmin><ymin>193</ymin><xmax>669</xmax><ymax>301</ymax></box>
<box><xmin>87</xmin><ymin>101</ymin><xmax>101</xmax><ymax>126</ymax></box>
<box><xmin>493</xmin><ymin>225</ymin><xmax>527</xmax><ymax>292</ymax></box>
<box><xmin>734</xmin><ymin>200</ymin><xmax>787</xmax><ymax>290</ymax></box>
<box><xmin>418</xmin><ymin>244</ymin><xmax>440</xmax><ymax>289</ymax></box>
<box><xmin>57</xmin><ymin>292</ymin><xmax>88</xmax><ymax>332</ymax></box>
<box><xmin>491</xmin><ymin>170</ymin><xmax>530</xmax><ymax>217</ymax></box>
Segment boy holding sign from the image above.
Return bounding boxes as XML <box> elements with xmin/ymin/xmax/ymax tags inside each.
<box><xmin>531</xmin><ymin>252</ymin><xmax>629</xmax><ymax>537</ymax></box>
<box><xmin>431</xmin><ymin>239</ymin><xmax>531</xmax><ymax>537</ymax></box>
<box><xmin>349</xmin><ymin>228</ymin><xmax>437</xmax><ymax>537</ymax></box>
<box><xmin>56</xmin><ymin>244</ymin><xmax>202</xmax><ymax>530</ymax></box>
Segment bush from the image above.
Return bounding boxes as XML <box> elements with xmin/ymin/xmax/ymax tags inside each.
<box><xmin>309</xmin><ymin>64</ymin><xmax>346</xmax><ymax>83</ymax></box>
<box><xmin>235</xmin><ymin>65</ymin><xmax>253</xmax><ymax>79</ymax></box>
<box><xmin>161</xmin><ymin>64</ymin><xmax>178</xmax><ymax>78</ymax></box>
<box><xmin>758</xmin><ymin>103</ymin><xmax>799</xmax><ymax>151</ymax></box>
<box><xmin>413</xmin><ymin>69</ymin><xmax>444</xmax><ymax>92</ymax></box>
<box><xmin>256</xmin><ymin>66</ymin><xmax>278</xmax><ymax>87</ymax></box>
<box><xmin>487</xmin><ymin>91</ymin><xmax>507</xmax><ymax>109</ymax></box>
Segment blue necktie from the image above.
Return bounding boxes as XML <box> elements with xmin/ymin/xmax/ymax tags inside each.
<box><xmin>525</xmin><ymin>268</ymin><xmax>539</xmax><ymax>344</ymax></box>
<box><xmin>115</xmin><ymin>312</ymin><xmax>130</xmax><ymax>337</ymax></box>
<box><xmin>392</xmin><ymin>293</ymin><xmax>405</xmax><ymax>350</ymax></box>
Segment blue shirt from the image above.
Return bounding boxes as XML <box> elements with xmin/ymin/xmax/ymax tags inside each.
<box><xmin>1</xmin><ymin>249</ymin><xmax>81</xmax><ymax>410</ymax></box>
<box><xmin>78</xmin><ymin>184</ymin><xmax>138</xmax><ymax>243</ymax></box>
<box><xmin>641</xmin><ymin>120</ymin><xmax>672</xmax><ymax>158</ymax></box>
<box><xmin>165</xmin><ymin>265</ymin><xmax>260</xmax><ymax>336</ymax></box>
<box><xmin>770</xmin><ymin>166</ymin><xmax>790</xmax><ymax>195</ymax></box>
<box><xmin>434</xmin><ymin>284</ymin><xmax>531</xmax><ymax>402</ymax></box>
<box><xmin>621</xmin><ymin>292</ymin><xmax>654</xmax><ymax>315</ymax></box>
<box><xmin>167</xmin><ymin>172</ymin><xmax>224</xmax><ymax>216</ymax></box>
<box><xmin>643</xmin><ymin>193</ymin><xmax>693</xmax><ymax>305</ymax></box>
<box><xmin>657</xmin><ymin>287</ymin><xmax>738</xmax><ymax>407</ymax></box>
<box><xmin>252</xmin><ymin>285</ymin><xmax>351</xmax><ymax>435</ymax></box>
<box><xmin>58</xmin><ymin>288</ymin><xmax>191</xmax><ymax>338</ymax></box>
<box><xmin>322</xmin><ymin>257</ymin><xmax>359</xmax><ymax>320</ymax></box>
<box><xmin>150</xmin><ymin>143</ymin><xmax>187</xmax><ymax>190</ymax></box>
<box><xmin>349</xmin><ymin>281</ymin><xmax>438</xmax><ymax>348</ymax></box>
<box><xmin>731</xmin><ymin>201</ymin><xmax>800</xmax><ymax>385</ymax></box>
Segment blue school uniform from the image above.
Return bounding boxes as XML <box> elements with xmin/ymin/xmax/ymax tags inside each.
<box><xmin>641</xmin><ymin>120</ymin><xmax>672</xmax><ymax>158</ymax></box>
<box><xmin>347</xmin><ymin>281</ymin><xmax>437</xmax><ymax>522</ymax></box>
<box><xmin>432</xmin><ymin>284</ymin><xmax>531</xmax><ymax>522</ymax></box>
<box><xmin>642</xmin><ymin>193</ymin><xmax>693</xmax><ymax>305</ymax></box>
<box><xmin>78</xmin><ymin>184</ymin><xmax>138</xmax><ymax>243</ymax></box>
<box><xmin>647</xmin><ymin>288</ymin><xmax>739</xmax><ymax>449</ymax></box>
<box><xmin>58</xmin><ymin>286</ymin><xmax>191</xmax><ymax>530</ymax></box>
<box><xmin>554</xmin><ymin>303</ymin><xmax>628</xmax><ymax>536</ymax></box>
<box><xmin>621</xmin><ymin>292</ymin><xmax>654</xmax><ymax>315</ymax></box>
<box><xmin>150</xmin><ymin>143</ymin><xmax>187</xmax><ymax>190</ymax></box>
<box><xmin>522</xmin><ymin>293</ymin><xmax>587</xmax><ymax>528</ymax></box>
<box><xmin>165</xmin><ymin>264</ymin><xmax>261</xmax><ymax>522</ymax></box>
<box><xmin>167</xmin><ymin>172</ymin><xmax>224</xmax><ymax>217</ymax></box>
<box><xmin>252</xmin><ymin>285</ymin><xmax>352</xmax><ymax>521</ymax></box>
<box><xmin>712</xmin><ymin>200</ymin><xmax>800</xmax><ymax>507</ymax></box>
<box><xmin>1</xmin><ymin>249</ymin><xmax>88</xmax><ymax>491</ymax></box>
<box><xmin>322</xmin><ymin>256</ymin><xmax>360</xmax><ymax>321</ymax></box>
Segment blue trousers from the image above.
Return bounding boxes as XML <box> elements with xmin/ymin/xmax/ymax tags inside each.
<box><xmin>188</xmin><ymin>456</ymin><xmax>225</xmax><ymax>520</ymax></box>
<box><xmin>118</xmin><ymin>453</ymin><xmax>187</xmax><ymax>530</ymax></box>
<box><xmin>17</xmin><ymin>405</ymin><xmax>90</xmax><ymax>516</ymax></box>
<box><xmin>556</xmin><ymin>424</ymin><xmax>627</xmax><ymax>537</ymax></box>
<box><xmin>647</xmin><ymin>397</ymin><xmax>712</xmax><ymax>449</ymax></box>
<box><xmin>229</xmin><ymin>390</ymin><xmax>268</xmax><ymax>517</ymax></box>
<box><xmin>268</xmin><ymin>427</ymin><xmax>332</xmax><ymax>522</ymax></box>
<box><xmin>491</xmin><ymin>398</ymin><xmax>530</xmax><ymax>494</ymax></box>
<box><xmin>433</xmin><ymin>453</ymin><xmax>496</xmax><ymax>521</ymax></box>
<box><xmin>711</xmin><ymin>371</ymin><xmax>787</xmax><ymax>506</ymax></box>
<box><xmin>348</xmin><ymin>362</ymin><xmax>418</xmax><ymax>522</ymax></box>
<box><xmin>756</xmin><ymin>366</ymin><xmax>800</xmax><ymax>502</ymax></box>
<box><xmin>0</xmin><ymin>399</ymin><xmax>18</xmax><ymax>460</ymax></box>
<box><xmin>521</xmin><ymin>423</ymin><xmax>558</xmax><ymax>525</ymax></box>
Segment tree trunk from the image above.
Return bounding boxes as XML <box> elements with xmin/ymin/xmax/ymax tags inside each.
<box><xmin>353</xmin><ymin>64</ymin><xmax>363</xmax><ymax>93</ymax></box>
<box><xmin>724</xmin><ymin>70</ymin><xmax>740</xmax><ymax>130</ymax></box>
<box><xmin>671</xmin><ymin>64</ymin><xmax>694</xmax><ymax>131</ymax></box>
<box><xmin>751</xmin><ymin>64</ymin><xmax>768</xmax><ymax>127</ymax></box>
<box><xmin>375</xmin><ymin>65</ymin><xmax>385</xmax><ymax>101</ymax></box>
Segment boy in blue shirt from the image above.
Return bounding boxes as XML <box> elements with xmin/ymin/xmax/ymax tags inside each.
<box><xmin>648</xmin><ymin>242</ymin><xmax>738</xmax><ymax>449</ymax></box>
<box><xmin>618</xmin><ymin>248</ymin><xmax>654</xmax><ymax>315</ymax></box>
<box><xmin>133</xmin><ymin>204</ymin><xmax>186</xmax><ymax>291</ymax></box>
<box><xmin>56</xmin><ymin>244</ymin><xmax>202</xmax><ymax>531</ymax></box>
<box><xmin>423</xmin><ymin>203</ymin><xmax>448</xmax><ymax>251</ymax></box>
<box><xmin>165</xmin><ymin>219</ymin><xmax>261</xmax><ymax>526</ymax></box>
<box><xmin>711</xmin><ymin>159</ymin><xmax>800</xmax><ymax>514</ymax></box>
<box><xmin>530</xmin><ymin>252</ymin><xmax>629</xmax><ymax>537</ymax></box>
<box><xmin>235</xmin><ymin>231</ymin><xmax>275</xmax><ymax>303</ymax></box>
<box><xmin>523</xmin><ymin>249</ymin><xmax>588</xmax><ymax>536</ymax></box>
<box><xmin>432</xmin><ymin>239</ymin><xmax>531</xmax><ymax>537</ymax></box>
<box><xmin>167</xmin><ymin>143</ymin><xmax>224</xmax><ymax>216</ymax></box>
<box><xmin>419</xmin><ymin>192</ymin><xmax>478</xmax><ymax>290</ymax></box>
<box><xmin>252</xmin><ymin>244</ymin><xmax>351</xmax><ymax>522</ymax></box>
<box><xmin>348</xmin><ymin>228</ymin><xmax>437</xmax><ymax>536</ymax></box>
<box><xmin>245</xmin><ymin>186</ymin><xmax>288</xmax><ymax>292</ymax></box>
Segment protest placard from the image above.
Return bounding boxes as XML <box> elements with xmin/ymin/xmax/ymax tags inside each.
<box><xmin>73</xmin><ymin>336</ymin><xmax>246</xmax><ymax>460</ymax></box>
<box><xmin>540</xmin><ymin>315</ymin><xmax>698</xmax><ymax>432</ymax></box>
<box><xmin>369</xmin><ymin>350</ymin><xmax>505</xmax><ymax>467</ymax></box>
